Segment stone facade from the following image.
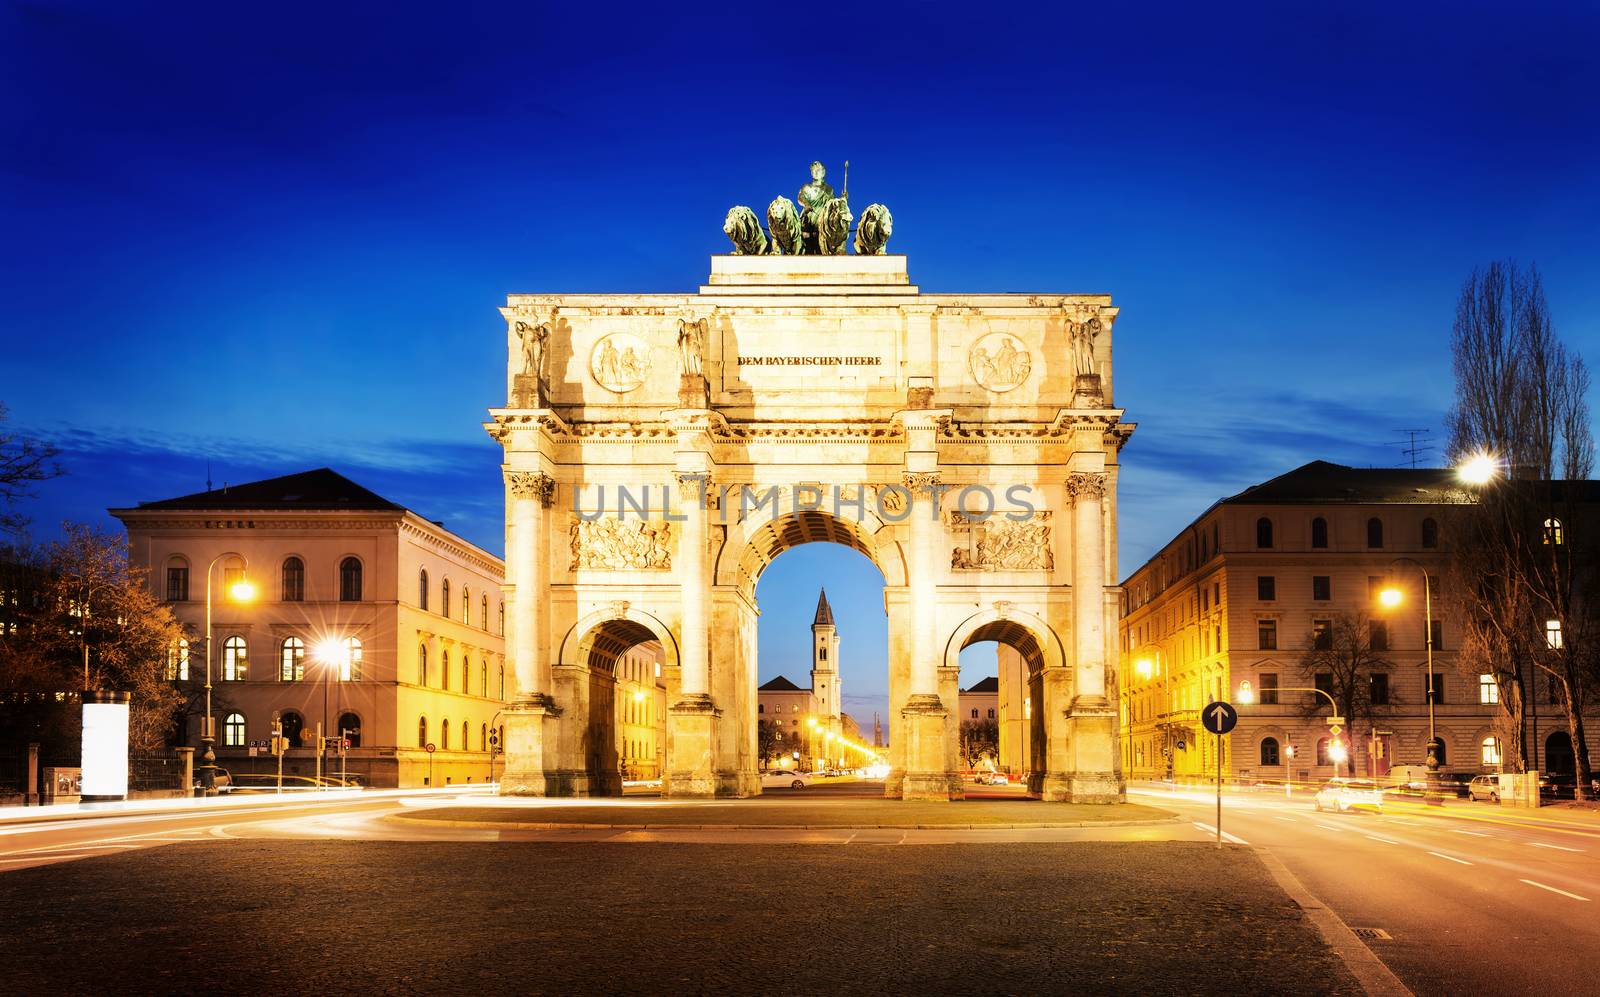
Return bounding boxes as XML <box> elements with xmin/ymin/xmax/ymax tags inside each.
<box><xmin>488</xmin><ymin>254</ymin><xmax>1132</xmax><ymax>801</ymax></box>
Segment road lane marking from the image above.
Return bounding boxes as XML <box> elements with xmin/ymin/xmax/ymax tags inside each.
<box><xmin>1192</xmin><ymin>821</ymin><xmax>1249</xmax><ymax>845</ymax></box>
<box><xmin>1272</xmin><ymin>816</ymin><xmax>1297</xmax><ymax>823</ymax></box>
<box><xmin>1520</xmin><ymin>879</ymin><xmax>1590</xmax><ymax>901</ymax></box>
<box><xmin>1530</xmin><ymin>841</ymin><xmax>1584</xmax><ymax>853</ymax></box>
<box><xmin>1364</xmin><ymin>835</ymin><xmax>1400</xmax><ymax>844</ymax></box>
<box><xmin>1427</xmin><ymin>851</ymin><xmax>1473</xmax><ymax>865</ymax></box>
<box><xmin>1312</xmin><ymin>822</ymin><xmax>1345</xmax><ymax>832</ymax></box>
<box><xmin>1451</xmin><ymin>829</ymin><xmax>1491</xmax><ymax>838</ymax></box>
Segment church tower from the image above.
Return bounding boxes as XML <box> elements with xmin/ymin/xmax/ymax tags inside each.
<box><xmin>810</xmin><ymin>588</ymin><xmax>842</xmax><ymax>728</ymax></box>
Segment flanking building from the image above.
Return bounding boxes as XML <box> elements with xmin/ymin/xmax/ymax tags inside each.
<box><xmin>1119</xmin><ymin>461</ymin><xmax>1504</xmax><ymax>786</ymax></box>
<box><xmin>112</xmin><ymin>469</ymin><xmax>508</xmax><ymax>788</ymax></box>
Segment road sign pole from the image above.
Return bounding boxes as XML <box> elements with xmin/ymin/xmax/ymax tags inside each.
<box><xmin>1216</xmin><ymin>732</ymin><xmax>1223</xmax><ymax>849</ymax></box>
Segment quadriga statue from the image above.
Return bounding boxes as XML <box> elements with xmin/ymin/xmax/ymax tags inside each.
<box><xmin>766</xmin><ymin>196</ymin><xmax>802</xmax><ymax>255</ymax></box>
<box><xmin>854</xmin><ymin>203</ymin><xmax>893</xmax><ymax>255</ymax></box>
<box><xmin>815</xmin><ymin>197</ymin><xmax>853</xmax><ymax>255</ymax></box>
<box><xmin>723</xmin><ymin>206</ymin><xmax>768</xmax><ymax>255</ymax></box>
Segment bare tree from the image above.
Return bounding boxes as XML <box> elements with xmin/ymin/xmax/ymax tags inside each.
<box><xmin>959</xmin><ymin>718</ymin><xmax>999</xmax><ymax>768</ymax></box>
<box><xmin>0</xmin><ymin>403</ymin><xmax>60</xmax><ymax>535</ymax></box>
<box><xmin>1297</xmin><ymin>613</ymin><xmax>1395</xmax><ymax>774</ymax></box>
<box><xmin>757</xmin><ymin>718</ymin><xmax>780</xmax><ymax>770</ymax></box>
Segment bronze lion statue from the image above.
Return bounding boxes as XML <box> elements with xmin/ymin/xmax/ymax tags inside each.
<box><xmin>723</xmin><ymin>205</ymin><xmax>768</xmax><ymax>256</ymax></box>
<box><xmin>766</xmin><ymin>196</ymin><xmax>802</xmax><ymax>255</ymax></box>
<box><xmin>815</xmin><ymin>197</ymin><xmax>853</xmax><ymax>255</ymax></box>
<box><xmin>854</xmin><ymin>203</ymin><xmax>893</xmax><ymax>255</ymax></box>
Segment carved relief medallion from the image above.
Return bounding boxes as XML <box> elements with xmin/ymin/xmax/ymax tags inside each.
<box><xmin>969</xmin><ymin>332</ymin><xmax>1032</xmax><ymax>392</ymax></box>
<box><xmin>590</xmin><ymin>333</ymin><xmax>652</xmax><ymax>393</ymax></box>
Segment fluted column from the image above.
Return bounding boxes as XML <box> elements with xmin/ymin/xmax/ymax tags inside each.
<box><xmin>1068</xmin><ymin>471</ymin><xmax>1108</xmax><ymax>704</ymax></box>
<box><xmin>675</xmin><ymin>472</ymin><xmax>711</xmax><ymax>701</ymax></box>
<box><xmin>505</xmin><ymin>471</ymin><xmax>555</xmax><ymax>704</ymax></box>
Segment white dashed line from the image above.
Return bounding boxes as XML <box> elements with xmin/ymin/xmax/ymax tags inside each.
<box><xmin>1192</xmin><ymin>821</ymin><xmax>1249</xmax><ymax>845</ymax></box>
<box><xmin>1427</xmin><ymin>851</ymin><xmax>1473</xmax><ymax>865</ymax></box>
<box><xmin>1451</xmin><ymin>829</ymin><xmax>1492</xmax><ymax>838</ymax></box>
<box><xmin>1520</xmin><ymin>879</ymin><xmax>1591</xmax><ymax>901</ymax></box>
<box><xmin>1312</xmin><ymin>822</ymin><xmax>1345</xmax><ymax>832</ymax></box>
<box><xmin>1272</xmin><ymin>816</ymin><xmax>1297</xmax><ymax>823</ymax></box>
<box><xmin>1364</xmin><ymin>835</ymin><xmax>1400</xmax><ymax>844</ymax></box>
<box><xmin>1530</xmin><ymin>842</ymin><xmax>1584</xmax><ymax>853</ymax></box>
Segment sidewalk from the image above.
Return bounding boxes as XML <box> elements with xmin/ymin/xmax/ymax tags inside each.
<box><xmin>0</xmin><ymin>783</ymin><xmax>495</xmax><ymax>829</ymax></box>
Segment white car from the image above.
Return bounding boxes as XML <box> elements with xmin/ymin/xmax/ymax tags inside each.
<box><xmin>1314</xmin><ymin>778</ymin><xmax>1384</xmax><ymax>813</ymax></box>
<box><xmin>761</xmin><ymin>769</ymin><xmax>811</xmax><ymax>790</ymax></box>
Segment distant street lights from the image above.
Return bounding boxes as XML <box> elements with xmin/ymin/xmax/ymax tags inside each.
<box><xmin>200</xmin><ymin>554</ymin><xmax>255</xmax><ymax>794</ymax></box>
<box><xmin>1134</xmin><ymin>652</ymin><xmax>1172</xmax><ymax>780</ymax></box>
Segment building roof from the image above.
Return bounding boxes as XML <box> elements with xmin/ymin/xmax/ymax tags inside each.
<box><xmin>813</xmin><ymin>588</ymin><xmax>834</xmax><ymax>626</ymax></box>
<box><xmin>1220</xmin><ymin>460</ymin><xmax>1463</xmax><ymax>506</ymax></box>
<box><xmin>125</xmin><ymin>468</ymin><xmax>406</xmax><ymax>512</ymax></box>
<box><xmin>758</xmin><ymin>675</ymin><xmax>804</xmax><ymax>692</ymax></box>
<box><xmin>963</xmin><ymin>676</ymin><xmax>1000</xmax><ymax>694</ymax></box>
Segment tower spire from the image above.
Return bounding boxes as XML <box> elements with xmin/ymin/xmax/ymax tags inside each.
<box><xmin>813</xmin><ymin>587</ymin><xmax>834</xmax><ymax>626</ymax></box>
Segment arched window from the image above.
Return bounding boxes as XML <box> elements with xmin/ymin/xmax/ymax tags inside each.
<box><xmin>1433</xmin><ymin>739</ymin><xmax>1448</xmax><ymax>764</ymax></box>
<box><xmin>499</xmin><ymin>665</ymin><xmax>505</xmax><ymax>700</ymax></box>
<box><xmin>339</xmin><ymin>557</ymin><xmax>362</xmax><ymax>601</ymax></box>
<box><xmin>442</xmin><ymin>650</ymin><xmax>450</xmax><ymax>690</ymax></box>
<box><xmin>970</xmin><ymin>708</ymin><xmax>979</xmax><ymax>719</ymax></box>
<box><xmin>1367</xmin><ymin>517</ymin><xmax>1383</xmax><ymax>549</ymax></box>
<box><xmin>462</xmin><ymin>656</ymin><xmax>470</xmax><ymax>694</ymax></box>
<box><xmin>280</xmin><ymin>636</ymin><xmax>305</xmax><ymax>681</ymax></box>
<box><xmin>418</xmin><ymin>716</ymin><xmax>428</xmax><ymax>748</ymax></box>
<box><xmin>165</xmin><ymin>555</ymin><xmax>191</xmax><ymax>602</ymax></box>
<box><xmin>343</xmin><ymin>636</ymin><xmax>363</xmax><ymax>681</ymax></box>
<box><xmin>280</xmin><ymin>711</ymin><xmax>304</xmax><ymax>748</ymax></box>
<box><xmin>1481</xmin><ymin>736</ymin><xmax>1501</xmax><ymax>766</ymax></box>
<box><xmin>442</xmin><ymin>719</ymin><xmax>450</xmax><ymax>750</ymax></box>
<box><xmin>223</xmin><ymin>712</ymin><xmax>246</xmax><ymax>747</ymax></box>
<box><xmin>1256</xmin><ymin>517</ymin><xmax>1273</xmax><ymax>549</ymax></box>
<box><xmin>441</xmin><ymin>579</ymin><xmax>450</xmax><ymax>619</ymax></box>
<box><xmin>281</xmin><ymin>557</ymin><xmax>305</xmax><ymax>601</ymax></box>
<box><xmin>1316</xmin><ymin>737</ymin><xmax>1330</xmax><ymax>766</ymax></box>
<box><xmin>418</xmin><ymin>645</ymin><xmax>428</xmax><ymax>686</ymax></box>
<box><xmin>461</xmin><ymin>720</ymin><xmax>468</xmax><ymax>751</ymax></box>
<box><xmin>1421</xmin><ymin>517</ymin><xmax>1439</xmax><ymax>549</ymax></box>
<box><xmin>480</xmin><ymin>660</ymin><xmax>488</xmax><ymax>697</ymax></box>
<box><xmin>1544</xmin><ymin>518</ymin><xmax>1564</xmax><ymax>546</ymax></box>
<box><xmin>339</xmin><ymin>712</ymin><xmax>361</xmax><ymax>748</ymax></box>
<box><xmin>498</xmin><ymin>602</ymin><xmax>504</xmax><ymax>635</ymax></box>
<box><xmin>166</xmin><ymin>638</ymin><xmax>190</xmax><ymax>681</ymax></box>
<box><xmin>1311</xmin><ymin>517</ymin><xmax>1328</xmax><ymax>549</ymax></box>
<box><xmin>223</xmin><ymin>636</ymin><xmax>248</xmax><ymax>681</ymax></box>
<box><xmin>419</xmin><ymin>569</ymin><xmax>429</xmax><ymax>610</ymax></box>
<box><xmin>481</xmin><ymin>595</ymin><xmax>489</xmax><ymax>630</ymax></box>
<box><xmin>462</xmin><ymin>586</ymin><xmax>470</xmax><ymax>623</ymax></box>
<box><xmin>1260</xmin><ymin>737</ymin><xmax>1280</xmax><ymax>766</ymax></box>
<box><xmin>481</xmin><ymin>722</ymin><xmax>488</xmax><ymax>751</ymax></box>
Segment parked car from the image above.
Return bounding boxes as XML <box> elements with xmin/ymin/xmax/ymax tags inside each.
<box><xmin>1314</xmin><ymin>778</ymin><xmax>1384</xmax><ymax>813</ymax></box>
<box><xmin>225</xmin><ymin>774</ymin><xmax>325</xmax><ymax>794</ymax></box>
<box><xmin>977</xmin><ymin>772</ymin><xmax>1010</xmax><ymax>786</ymax></box>
<box><xmin>1467</xmin><ymin>775</ymin><xmax>1500</xmax><ymax>803</ymax></box>
<box><xmin>1539</xmin><ymin>774</ymin><xmax>1578</xmax><ymax>800</ymax></box>
<box><xmin>760</xmin><ymin>769</ymin><xmax>811</xmax><ymax>790</ymax></box>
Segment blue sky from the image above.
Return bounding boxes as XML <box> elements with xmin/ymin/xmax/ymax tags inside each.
<box><xmin>4</xmin><ymin>2</ymin><xmax>1598</xmax><ymax>719</ymax></box>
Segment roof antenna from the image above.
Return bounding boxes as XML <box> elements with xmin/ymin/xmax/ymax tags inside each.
<box><xmin>1387</xmin><ymin>429</ymin><xmax>1434</xmax><ymax>468</ymax></box>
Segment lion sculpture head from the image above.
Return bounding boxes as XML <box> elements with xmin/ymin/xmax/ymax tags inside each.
<box><xmin>723</xmin><ymin>206</ymin><xmax>768</xmax><ymax>256</ymax></box>
<box><xmin>766</xmin><ymin>196</ymin><xmax>802</xmax><ymax>256</ymax></box>
<box><xmin>854</xmin><ymin>203</ymin><xmax>893</xmax><ymax>255</ymax></box>
<box><xmin>816</xmin><ymin>197</ymin><xmax>853</xmax><ymax>256</ymax></box>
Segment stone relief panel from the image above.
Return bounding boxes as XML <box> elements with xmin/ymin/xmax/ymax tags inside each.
<box><xmin>968</xmin><ymin>332</ymin><xmax>1032</xmax><ymax>392</ymax></box>
<box><xmin>589</xmin><ymin>333</ymin><xmax>652</xmax><ymax>393</ymax></box>
<box><xmin>569</xmin><ymin>517</ymin><xmax>673</xmax><ymax>570</ymax></box>
<box><xmin>949</xmin><ymin>511</ymin><xmax>1054</xmax><ymax>571</ymax></box>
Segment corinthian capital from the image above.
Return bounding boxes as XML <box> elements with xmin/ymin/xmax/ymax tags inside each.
<box><xmin>1066</xmin><ymin>472</ymin><xmax>1107</xmax><ymax>504</ymax></box>
<box><xmin>674</xmin><ymin>471</ymin><xmax>715</xmax><ymax>504</ymax></box>
<box><xmin>902</xmin><ymin>471</ymin><xmax>943</xmax><ymax>497</ymax></box>
<box><xmin>506</xmin><ymin>471</ymin><xmax>556</xmax><ymax>508</ymax></box>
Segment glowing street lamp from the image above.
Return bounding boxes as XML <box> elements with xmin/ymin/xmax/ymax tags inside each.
<box><xmin>1236</xmin><ymin>680</ymin><xmax>1254</xmax><ymax>705</ymax></box>
<box><xmin>1457</xmin><ymin>452</ymin><xmax>1498</xmax><ymax>486</ymax></box>
<box><xmin>1378</xmin><ymin>558</ymin><xmax>1442</xmax><ymax>796</ymax></box>
<box><xmin>1136</xmin><ymin>657</ymin><xmax>1153</xmax><ymax>680</ymax></box>
<box><xmin>199</xmin><ymin>553</ymin><xmax>255</xmax><ymax>794</ymax></box>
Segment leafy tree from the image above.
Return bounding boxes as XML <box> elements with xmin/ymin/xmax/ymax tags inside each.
<box><xmin>959</xmin><ymin>718</ymin><xmax>999</xmax><ymax>768</ymax></box>
<box><xmin>1296</xmin><ymin>613</ymin><xmax>1394</xmax><ymax>774</ymax></box>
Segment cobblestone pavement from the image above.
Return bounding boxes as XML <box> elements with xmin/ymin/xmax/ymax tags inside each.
<box><xmin>2</xmin><ymin>840</ymin><xmax>1360</xmax><ymax>995</ymax></box>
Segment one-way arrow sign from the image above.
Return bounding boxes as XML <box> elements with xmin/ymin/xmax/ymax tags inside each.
<box><xmin>1202</xmin><ymin>701</ymin><xmax>1238</xmax><ymax>735</ymax></box>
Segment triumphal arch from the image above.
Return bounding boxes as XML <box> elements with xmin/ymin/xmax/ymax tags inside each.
<box><xmin>487</xmin><ymin>170</ymin><xmax>1132</xmax><ymax>801</ymax></box>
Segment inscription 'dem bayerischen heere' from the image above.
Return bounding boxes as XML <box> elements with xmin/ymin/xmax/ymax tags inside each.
<box><xmin>736</xmin><ymin>356</ymin><xmax>882</xmax><ymax>366</ymax></box>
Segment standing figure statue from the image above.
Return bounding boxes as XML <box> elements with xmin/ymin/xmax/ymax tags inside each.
<box><xmin>798</xmin><ymin>160</ymin><xmax>839</xmax><ymax>254</ymax></box>
<box><xmin>677</xmin><ymin>317</ymin><xmax>707</xmax><ymax>378</ymax></box>
<box><xmin>516</xmin><ymin>318</ymin><xmax>550</xmax><ymax>404</ymax></box>
<box><xmin>1070</xmin><ymin>315</ymin><xmax>1102</xmax><ymax>379</ymax></box>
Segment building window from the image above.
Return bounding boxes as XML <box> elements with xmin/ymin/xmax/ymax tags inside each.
<box><xmin>1315</xmin><ymin>672</ymin><xmax>1334</xmax><ymax>697</ymax></box>
<box><xmin>1479</xmin><ymin>673</ymin><xmax>1498</xmax><ymax>704</ymax></box>
<box><xmin>1316</xmin><ymin>737</ymin><xmax>1330</xmax><ymax>766</ymax></box>
<box><xmin>1312</xmin><ymin>575</ymin><xmax>1330</xmax><ymax>601</ymax></box>
<box><xmin>1369</xmin><ymin>672</ymin><xmax>1390</xmax><ymax>706</ymax></box>
<box><xmin>499</xmin><ymin>665</ymin><xmax>505</xmax><ymax>700</ymax></box>
<box><xmin>1546</xmin><ymin>619</ymin><xmax>1563</xmax><ymax>649</ymax></box>
<box><xmin>1366</xmin><ymin>517</ymin><xmax>1384</xmax><ymax>549</ymax></box>
<box><xmin>343</xmin><ymin>637</ymin><xmax>363</xmax><ymax>681</ymax></box>
<box><xmin>281</xmin><ymin>557</ymin><xmax>304</xmax><ymax>602</ymax></box>
<box><xmin>1481</xmin><ymin>736</ymin><xmax>1501</xmax><ymax>767</ymax></box>
<box><xmin>481</xmin><ymin>595</ymin><xmax>489</xmax><ymax>630</ymax></box>
<box><xmin>481</xmin><ymin>722</ymin><xmax>488</xmax><ymax>751</ymax></box>
<box><xmin>222</xmin><ymin>636</ymin><xmax>248</xmax><ymax>681</ymax></box>
<box><xmin>987</xmin><ymin>708</ymin><xmax>996</xmax><ymax>719</ymax></box>
<box><xmin>280</xmin><ymin>636</ymin><xmax>305</xmax><ymax>681</ymax></box>
<box><xmin>1430</xmin><ymin>619</ymin><xmax>1444</xmax><ymax>651</ymax></box>
<box><xmin>1312</xmin><ymin>619</ymin><xmax>1332</xmax><ymax>650</ymax></box>
<box><xmin>1260</xmin><ymin>737</ymin><xmax>1280</xmax><ymax>766</ymax></box>
<box><xmin>223</xmin><ymin>712</ymin><xmax>246</xmax><ymax>747</ymax></box>
<box><xmin>419</xmin><ymin>645</ymin><xmax>428</xmax><ymax>686</ymax></box>
<box><xmin>1257</xmin><ymin>576</ymin><xmax>1276</xmax><ymax>601</ymax></box>
<box><xmin>1258</xmin><ymin>619</ymin><xmax>1277</xmax><ymax>651</ymax></box>
<box><xmin>418</xmin><ymin>716</ymin><xmax>428</xmax><ymax>748</ymax></box>
<box><xmin>498</xmin><ymin>602</ymin><xmax>504</xmax><ymax>635</ymax></box>
<box><xmin>1434</xmin><ymin>739</ymin><xmax>1449</xmax><ymax>764</ymax></box>
<box><xmin>820</xmin><ymin>647</ymin><xmax>827</xmax><ymax>661</ymax></box>
<box><xmin>441</xmin><ymin>579</ymin><xmax>450</xmax><ymax>619</ymax></box>
<box><xmin>462</xmin><ymin>586</ymin><xmax>470</xmax><ymax>623</ymax></box>
<box><xmin>166</xmin><ymin>638</ymin><xmax>190</xmax><ymax>681</ymax></box>
<box><xmin>1311</xmin><ymin>517</ymin><xmax>1328</xmax><ymax>549</ymax></box>
<box><xmin>1250</xmin><ymin>672</ymin><xmax>1276</xmax><ymax>705</ymax></box>
<box><xmin>480</xmin><ymin>660</ymin><xmax>488</xmax><ymax>696</ymax></box>
<box><xmin>1256</xmin><ymin>517</ymin><xmax>1273</xmax><ymax>549</ymax></box>
<box><xmin>1544</xmin><ymin>518</ymin><xmax>1564</xmax><ymax>546</ymax></box>
<box><xmin>970</xmin><ymin>708</ymin><xmax>979</xmax><ymax>719</ymax></box>
<box><xmin>462</xmin><ymin>656</ymin><xmax>469</xmax><ymax>693</ymax></box>
<box><xmin>339</xmin><ymin>557</ymin><xmax>362</xmax><ymax>602</ymax></box>
<box><xmin>1429</xmin><ymin>673</ymin><xmax>1445</xmax><ymax>704</ymax></box>
<box><xmin>1422</xmin><ymin>517</ymin><xmax>1439</xmax><ymax>549</ymax></box>
<box><xmin>280</xmin><ymin>711</ymin><xmax>304</xmax><ymax>748</ymax></box>
<box><xmin>442</xmin><ymin>719</ymin><xmax>450</xmax><ymax>750</ymax></box>
<box><xmin>419</xmin><ymin>570</ymin><xmax>429</xmax><ymax>610</ymax></box>
<box><xmin>165</xmin><ymin>559</ymin><xmax>190</xmax><ymax>602</ymax></box>
<box><xmin>758</xmin><ymin>704</ymin><xmax>765</xmax><ymax>714</ymax></box>
<box><xmin>330</xmin><ymin>712</ymin><xmax>358</xmax><ymax>748</ymax></box>
<box><xmin>1369</xmin><ymin>620</ymin><xmax>1389</xmax><ymax>652</ymax></box>
<box><xmin>442</xmin><ymin>651</ymin><xmax>450</xmax><ymax>691</ymax></box>
<box><xmin>462</xmin><ymin>720</ymin><xmax>468</xmax><ymax>752</ymax></box>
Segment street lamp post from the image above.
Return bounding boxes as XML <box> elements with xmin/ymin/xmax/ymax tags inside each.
<box><xmin>199</xmin><ymin>554</ymin><xmax>255</xmax><ymax>794</ymax></box>
<box><xmin>1135</xmin><ymin>651</ymin><xmax>1172</xmax><ymax>781</ymax></box>
<box><xmin>1240</xmin><ymin>681</ymin><xmax>1345</xmax><ymax>778</ymax></box>
<box><xmin>314</xmin><ymin>639</ymin><xmax>350</xmax><ymax>787</ymax></box>
<box><xmin>1380</xmin><ymin>558</ymin><xmax>1441</xmax><ymax>802</ymax></box>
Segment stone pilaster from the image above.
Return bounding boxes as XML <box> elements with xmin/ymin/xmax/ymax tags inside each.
<box><xmin>667</xmin><ymin>470</ymin><xmax>720</xmax><ymax>797</ymax></box>
<box><xmin>1061</xmin><ymin>470</ymin><xmax>1121</xmax><ymax>803</ymax></box>
<box><xmin>500</xmin><ymin>469</ymin><xmax>559</xmax><ymax>796</ymax></box>
<box><xmin>899</xmin><ymin>469</ymin><xmax>959</xmax><ymax>800</ymax></box>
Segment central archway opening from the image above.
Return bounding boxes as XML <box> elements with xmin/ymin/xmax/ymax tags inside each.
<box><xmin>567</xmin><ymin>618</ymin><xmax>668</xmax><ymax>795</ymax></box>
<box><xmin>958</xmin><ymin>621</ymin><xmax>1047</xmax><ymax>797</ymax></box>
